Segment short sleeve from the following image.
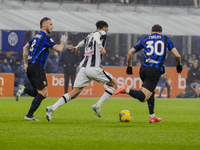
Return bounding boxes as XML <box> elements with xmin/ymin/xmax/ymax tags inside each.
<box><xmin>28</xmin><ymin>39</ymin><xmax>33</xmax><ymax>46</ymax></box>
<box><xmin>133</xmin><ymin>40</ymin><xmax>142</xmax><ymax>51</ymax></box>
<box><xmin>45</xmin><ymin>36</ymin><xmax>56</xmax><ymax>48</ymax></box>
<box><xmin>167</xmin><ymin>37</ymin><xmax>175</xmax><ymax>51</ymax></box>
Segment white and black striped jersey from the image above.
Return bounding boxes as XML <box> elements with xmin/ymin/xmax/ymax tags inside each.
<box><xmin>76</xmin><ymin>30</ymin><xmax>107</xmax><ymax>68</ymax></box>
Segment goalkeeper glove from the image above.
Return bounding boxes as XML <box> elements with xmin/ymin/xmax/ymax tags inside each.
<box><xmin>126</xmin><ymin>66</ymin><xmax>133</xmax><ymax>75</ymax></box>
<box><xmin>176</xmin><ymin>65</ymin><xmax>182</xmax><ymax>73</ymax></box>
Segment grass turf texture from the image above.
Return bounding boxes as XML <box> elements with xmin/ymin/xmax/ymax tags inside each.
<box><xmin>0</xmin><ymin>97</ymin><xmax>200</xmax><ymax>150</ymax></box>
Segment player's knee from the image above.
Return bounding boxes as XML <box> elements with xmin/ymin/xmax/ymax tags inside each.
<box><xmin>44</xmin><ymin>92</ymin><xmax>48</xmax><ymax>98</ymax></box>
<box><xmin>38</xmin><ymin>88</ymin><xmax>48</xmax><ymax>98</ymax></box>
<box><xmin>143</xmin><ymin>93</ymin><xmax>154</xmax><ymax>102</ymax></box>
<box><xmin>41</xmin><ymin>92</ymin><xmax>48</xmax><ymax>98</ymax></box>
<box><xmin>138</xmin><ymin>91</ymin><xmax>146</xmax><ymax>102</ymax></box>
<box><xmin>107</xmin><ymin>79</ymin><xmax>118</xmax><ymax>89</ymax></box>
<box><xmin>143</xmin><ymin>97</ymin><xmax>148</xmax><ymax>102</ymax></box>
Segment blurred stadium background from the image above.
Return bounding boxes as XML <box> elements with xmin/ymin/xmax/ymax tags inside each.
<box><xmin>0</xmin><ymin>0</ymin><xmax>200</xmax><ymax>97</ymax></box>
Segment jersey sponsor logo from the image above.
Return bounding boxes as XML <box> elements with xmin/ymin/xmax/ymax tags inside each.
<box><xmin>7</xmin><ymin>32</ymin><xmax>18</xmax><ymax>46</ymax></box>
<box><xmin>85</xmin><ymin>50</ymin><xmax>94</xmax><ymax>55</ymax></box>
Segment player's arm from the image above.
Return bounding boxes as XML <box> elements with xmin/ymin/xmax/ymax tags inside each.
<box><xmin>171</xmin><ymin>48</ymin><xmax>181</xmax><ymax>65</ymax></box>
<box><xmin>75</xmin><ymin>40</ymin><xmax>85</xmax><ymax>49</ymax></box>
<box><xmin>126</xmin><ymin>47</ymin><xmax>137</xmax><ymax>75</ymax></box>
<box><xmin>171</xmin><ymin>47</ymin><xmax>182</xmax><ymax>73</ymax></box>
<box><xmin>93</xmin><ymin>32</ymin><xmax>106</xmax><ymax>55</ymax></box>
<box><xmin>52</xmin><ymin>35</ymin><xmax>67</xmax><ymax>53</ymax></box>
<box><xmin>127</xmin><ymin>47</ymin><xmax>137</xmax><ymax>67</ymax></box>
<box><xmin>72</xmin><ymin>40</ymin><xmax>85</xmax><ymax>54</ymax></box>
<box><xmin>23</xmin><ymin>42</ymin><xmax>30</xmax><ymax>72</ymax></box>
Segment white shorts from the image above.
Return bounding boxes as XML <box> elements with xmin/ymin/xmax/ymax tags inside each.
<box><xmin>74</xmin><ymin>67</ymin><xmax>113</xmax><ymax>88</ymax></box>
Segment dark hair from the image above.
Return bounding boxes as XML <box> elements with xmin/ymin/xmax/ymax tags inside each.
<box><xmin>67</xmin><ymin>41</ymin><xmax>73</xmax><ymax>45</ymax></box>
<box><xmin>152</xmin><ymin>24</ymin><xmax>162</xmax><ymax>32</ymax></box>
<box><xmin>40</xmin><ymin>17</ymin><xmax>51</xmax><ymax>28</ymax></box>
<box><xmin>96</xmin><ymin>20</ymin><xmax>108</xmax><ymax>29</ymax></box>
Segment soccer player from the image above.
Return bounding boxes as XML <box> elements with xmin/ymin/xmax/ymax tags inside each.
<box><xmin>115</xmin><ymin>24</ymin><xmax>182</xmax><ymax>123</ymax></box>
<box><xmin>46</xmin><ymin>20</ymin><xmax>118</xmax><ymax>122</ymax></box>
<box><xmin>15</xmin><ymin>17</ymin><xmax>67</xmax><ymax>121</ymax></box>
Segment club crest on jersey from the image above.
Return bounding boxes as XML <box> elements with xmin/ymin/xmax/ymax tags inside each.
<box><xmin>43</xmin><ymin>81</ymin><xmax>47</xmax><ymax>86</ymax></box>
<box><xmin>50</xmin><ymin>38</ymin><xmax>54</xmax><ymax>42</ymax></box>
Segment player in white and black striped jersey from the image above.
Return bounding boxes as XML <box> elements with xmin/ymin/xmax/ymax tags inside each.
<box><xmin>77</xmin><ymin>28</ymin><xmax>107</xmax><ymax>68</ymax></box>
<box><xmin>46</xmin><ymin>21</ymin><xmax>118</xmax><ymax>122</ymax></box>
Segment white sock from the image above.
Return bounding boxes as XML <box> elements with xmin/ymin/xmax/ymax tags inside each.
<box><xmin>149</xmin><ymin>114</ymin><xmax>155</xmax><ymax>118</ymax></box>
<box><xmin>96</xmin><ymin>87</ymin><xmax>115</xmax><ymax>107</ymax></box>
<box><xmin>126</xmin><ymin>87</ymin><xmax>130</xmax><ymax>93</ymax></box>
<box><xmin>52</xmin><ymin>93</ymin><xmax>71</xmax><ymax>111</ymax></box>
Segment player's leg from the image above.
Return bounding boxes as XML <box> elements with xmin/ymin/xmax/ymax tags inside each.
<box><xmin>15</xmin><ymin>65</ymin><xmax>38</xmax><ymax>101</ymax></box>
<box><xmin>25</xmin><ymin>87</ymin><xmax>47</xmax><ymax>121</ymax></box>
<box><xmin>46</xmin><ymin>87</ymin><xmax>84</xmax><ymax>122</ymax></box>
<box><xmin>24</xmin><ymin>88</ymin><xmax>38</xmax><ymax>97</ymax></box>
<box><xmin>15</xmin><ymin>84</ymin><xmax>26</xmax><ymax>101</ymax></box>
<box><xmin>115</xmin><ymin>84</ymin><xmax>151</xmax><ymax>101</ymax></box>
<box><xmin>46</xmin><ymin>68</ymin><xmax>88</xmax><ymax>122</ymax></box>
<box><xmin>115</xmin><ymin>66</ymin><xmax>162</xmax><ymax>122</ymax></box>
<box><xmin>16</xmin><ymin>85</ymin><xmax>38</xmax><ymax>100</ymax></box>
<box><xmin>147</xmin><ymin>92</ymin><xmax>161</xmax><ymax>123</ymax></box>
<box><xmin>91</xmin><ymin>69</ymin><xmax>118</xmax><ymax>117</ymax></box>
<box><xmin>25</xmin><ymin>64</ymin><xmax>47</xmax><ymax>121</ymax></box>
<box><xmin>53</xmin><ymin>68</ymin><xmax>88</xmax><ymax>109</ymax></box>
<box><xmin>54</xmin><ymin>87</ymin><xmax>83</xmax><ymax>111</ymax></box>
<box><xmin>142</xmin><ymin>67</ymin><xmax>161</xmax><ymax>123</ymax></box>
<box><xmin>96</xmin><ymin>78</ymin><xmax>117</xmax><ymax>107</ymax></box>
<box><xmin>115</xmin><ymin>66</ymin><xmax>160</xmax><ymax>102</ymax></box>
<box><xmin>92</xmin><ymin>78</ymin><xmax>118</xmax><ymax>117</ymax></box>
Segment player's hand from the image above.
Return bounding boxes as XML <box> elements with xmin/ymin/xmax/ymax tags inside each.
<box><xmin>60</xmin><ymin>35</ymin><xmax>67</xmax><ymax>44</ymax></box>
<box><xmin>176</xmin><ymin>65</ymin><xmax>182</xmax><ymax>73</ymax></box>
<box><xmin>99</xmin><ymin>44</ymin><xmax>106</xmax><ymax>55</ymax></box>
<box><xmin>126</xmin><ymin>66</ymin><xmax>133</xmax><ymax>75</ymax></box>
<box><xmin>71</xmin><ymin>47</ymin><xmax>78</xmax><ymax>54</ymax></box>
<box><xmin>23</xmin><ymin>64</ymin><xmax>28</xmax><ymax>72</ymax></box>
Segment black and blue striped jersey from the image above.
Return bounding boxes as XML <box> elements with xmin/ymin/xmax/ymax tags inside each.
<box><xmin>133</xmin><ymin>33</ymin><xmax>175</xmax><ymax>73</ymax></box>
<box><xmin>28</xmin><ymin>31</ymin><xmax>56</xmax><ymax>67</ymax></box>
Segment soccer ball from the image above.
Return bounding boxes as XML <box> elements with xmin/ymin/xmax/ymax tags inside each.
<box><xmin>119</xmin><ymin>110</ymin><xmax>132</xmax><ymax>122</ymax></box>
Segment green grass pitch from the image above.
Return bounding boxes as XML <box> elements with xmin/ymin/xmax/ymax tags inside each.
<box><xmin>0</xmin><ymin>97</ymin><xmax>200</xmax><ymax>150</ymax></box>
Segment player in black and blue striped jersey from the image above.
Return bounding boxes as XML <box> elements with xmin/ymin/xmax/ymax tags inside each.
<box><xmin>115</xmin><ymin>24</ymin><xmax>182</xmax><ymax>123</ymax></box>
<box><xmin>15</xmin><ymin>17</ymin><xmax>67</xmax><ymax>121</ymax></box>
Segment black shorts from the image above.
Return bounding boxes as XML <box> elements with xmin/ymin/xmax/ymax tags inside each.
<box><xmin>139</xmin><ymin>65</ymin><xmax>161</xmax><ymax>92</ymax></box>
<box><xmin>27</xmin><ymin>62</ymin><xmax>47</xmax><ymax>90</ymax></box>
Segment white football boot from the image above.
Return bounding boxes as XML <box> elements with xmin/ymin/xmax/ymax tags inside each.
<box><xmin>92</xmin><ymin>104</ymin><xmax>101</xmax><ymax>117</ymax></box>
<box><xmin>15</xmin><ymin>85</ymin><xmax>25</xmax><ymax>101</ymax></box>
<box><xmin>46</xmin><ymin>106</ymin><xmax>54</xmax><ymax>122</ymax></box>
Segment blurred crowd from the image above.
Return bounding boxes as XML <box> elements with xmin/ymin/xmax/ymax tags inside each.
<box><xmin>1</xmin><ymin>48</ymin><xmax>200</xmax><ymax>95</ymax></box>
<box><xmin>1</xmin><ymin>49</ymin><xmax>200</xmax><ymax>73</ymax></box>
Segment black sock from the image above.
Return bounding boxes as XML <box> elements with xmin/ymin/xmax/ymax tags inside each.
<box><xmin>27</xmin><ymin>93</ymin><xmax>45</xmax><ymax>117</ymax></box>
<box><xmin>129</xmin><ymin>90</ymin><xmax>145</xmax><ymax>102</ymax></box>
<box><xmin>147</xmin><ymin>92</ymin><xmax>155</xmax><ymax>115</ymax></box>
<box><xmin>25</xmin><ymin>89</ymin><xmax>38</xmax><ymax>97</ymax></box>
